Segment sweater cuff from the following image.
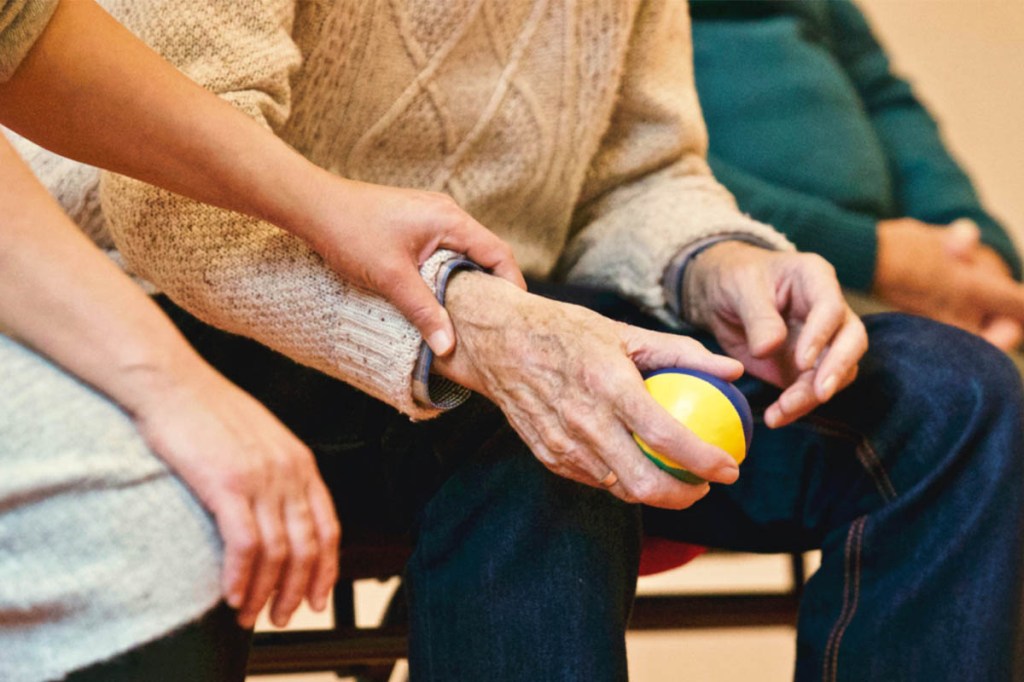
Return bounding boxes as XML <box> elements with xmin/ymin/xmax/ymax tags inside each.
<box><xmin>411</xmin><ymin>257</ymin><xmax>482</xmax><ymax>410</ymax></box>
<box><xmin>0</xmin><ymin>0</ymin><xmax>59</xmax><ymax>83</ymax></box>
<box><xmin>662</xmin><ymin>234</ymin><xmax>780</xmax><ymax>320</ymax></box>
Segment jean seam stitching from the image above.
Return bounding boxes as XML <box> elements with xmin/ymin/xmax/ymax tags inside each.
<box><xmin>822</xmin><ymin>517</ymin><xmax>866</xmax><ymax>682</ymax></box>
<box><xmin>854</xmin><ymin>439</ymin><xmax>897</xmax><ymax>501</ymax></box>
<box><xmin>783</xmin><ymin>414</ymin><xmax>899</xmax><ymax>502</ymax></box>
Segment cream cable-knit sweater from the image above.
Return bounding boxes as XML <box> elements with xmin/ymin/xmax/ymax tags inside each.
<box><xmin>15</xmin><ymin>0</ymin><xmax>792</xmax><ymax>419</ymax></box>
<box><xmin>0</xmin><ymin>0</ymin><xmax>56</xmax><ymax>82</ymax></box>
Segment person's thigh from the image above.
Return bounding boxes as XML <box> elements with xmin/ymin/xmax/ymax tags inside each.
<box><xmin>0</xmin><ymin>334</ymin><xmax>230</xmax><ymax>682</ymax></box>
<box><xmin>154</xmin><ymin>296</ymin><xmax>449</xmax><ymax>541</ymax></box>
<box><xmin>157</xmin><ymin>288</ymin><xmax>1024</xmax><ymax>680</ymax></box>
<box><xmin>64</xmin><ymin>603</ymin><xmax>250</xmax><ymax>682</ymax></box>
<box><xmin>645</xmin><ymin>312</ymin><xmax>1024</xmax><ymax>550</ymax></box>
<box><xmin>845</xmin><ymin>287</ymin><xmax>1024</xmax><ymax>374</ymax></box>
<box><xmin>644</xmin><ymin>314</ymin><xmax>1024</xmax><ymax>681</ymax></box>
<box><xmin>157</xmin><ymin>294</ymin><xmax>644</xmax><ymax>682</ymax></box>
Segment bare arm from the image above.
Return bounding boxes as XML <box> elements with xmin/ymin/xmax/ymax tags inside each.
<box><xmin>0</xmin><ymin>135</ymin><xmax>339</xmax><ymax>629</ymax></box>
<box><xmin>0</xmin><ymin>0</ymin><xmax>522</xmax><ymax>355</ymax></box>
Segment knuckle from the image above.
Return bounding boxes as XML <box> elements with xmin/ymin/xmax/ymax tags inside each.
<box><xmin>426</xmin><ymin>192</ymin><xmax>460</xmax><ymax>218</ymax></box>
<box><xmin>406</xmin><ymin>302</ymin><xmax>439</xmax><ymax>328</ymax></box>
<box><xmin>560</xmin><ymin>447</ymin><xmax>591</xmax><ymax>473</ymax></box>
<box><xmin>292</xmin><ymin>543</ymin><xmax>317</xmax><ymax>567</ymax></box>
<box><xmin>288</xmin><ymin>445</ymin><xmax>316</xmax><ymax>473</ymax></box>
<box><xmin>218</xmin><ymin>462</ymin><xmax>258</xmax><ymax>494</ymax></box>
<box><xmin>544</xmin><ymin>432</ymin><xmax>574</xmax><ymax>457</ymax></box>
<box><xmin>805</xmin><ymin>253</ymin><xmax>837</xmax><ymax>278</ymax></box>
<box><xmin>625</xmin><ymin>475</ymin><xmax>659</xmax><ymax>503</ymax></box>
<box><xmin>492</xmin><ymin>239</ymin><xmax>514</xmax><ymax>259</ymax></box>
<box><xmin>232</xmin><ymin>528</ymin><xmax>261</xmax><ymax>556</ymax></box>
<box><xmin>263</xmin><ymin>538</ymin><xmax>288</xmax><ymax>564</ymax></box>
<box><xmin>562</xmin><ymin>408</ymin><xmax>600</xmax><ymax>440</ymax></box>
<box><xmin>635</xmin><ymin>422</ymin><xmax>677</xmax><ymax>455</ymax></box>
<box><xmin>323</xmin><ymin>521</ymin><xmax>341</xmax><ymax>549</ymax></box>
<box><xmin>271</xmin><ymin>453</ymin><xmax>301</xmax><ymax>480</ymax></box>
<box><xmin>578</xmin><ymin>363</ymin><xmax>610</xmax><ymax>394</ymax></box>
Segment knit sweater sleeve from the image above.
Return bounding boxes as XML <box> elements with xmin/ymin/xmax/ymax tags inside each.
<box><xmin>557</xmin><ymin>0</ymin><xmax>793</xmax><ymax>325</ymax></box>
<box><xmin>97</xmin><ymin>0</ymin><xmax>452</xmax><ymax>420</ymax></box>
<box><xmin>0</xmin><ymin>0</ymin><xmax>58</xmax><ymax>82</ymax></box>
<box><xmin>826</xmin><ymin>0</ymin><xmax>1022</xmax><ymax>280</ymax></box>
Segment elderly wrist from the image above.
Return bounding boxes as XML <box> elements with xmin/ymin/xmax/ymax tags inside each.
<box><xmin>682</xmin><ymin>240</ymin><xmax>765</xmax><ymax>327</ymax></box>
<box><xmin>432</xmin><ymin>270</ymin><xmax>531</xmax><ymax>392</ymax></box>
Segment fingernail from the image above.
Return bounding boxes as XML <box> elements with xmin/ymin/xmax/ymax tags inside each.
<box><xmin>803</xmin><ymin>346</ymin><xmax>819</xmax><ymax>369</ymax></box>
<box><xmin>717</xmin><ymin>462</ymin><xmax>740</xmax><ymax>483</ymax></box>
<box><xmin>819</xmin><ymin>374</ymin><xmax>837</xmax><ymax>400</ymax></box>
<box><xmin>427</xmin><ymin>328</ymin><xmax>454</xmax><ymax>356</ymax></box>
<box><xmin>226</xmin><ymin>592</ymin><xmax>242</xmax><ymax>609</ymax></box>
<box><xmin>313</xmin><ymin>595</ymin><xmax>327</xmax><ymax>612</ymax></box>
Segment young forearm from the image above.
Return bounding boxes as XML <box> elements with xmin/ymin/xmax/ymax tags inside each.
<box><xmin>0</xmin><ymin>138</ymin><xmax>212</xmax><ymax>415</ymax></box>
<box><xmin>0</xmin><ymin>0</ymin><xmax>329</xmax><ymax>244</ymax></box>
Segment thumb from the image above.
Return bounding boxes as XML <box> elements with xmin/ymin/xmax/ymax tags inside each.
<box><xmin>944</xmin><ymin>219</ymin><xmax>980</xmax><ymax>260</ymax></box>
<box><xmin>385</xmin><ymin>277</ymin><xmax>457</xmax><ymax>356</ymax></box>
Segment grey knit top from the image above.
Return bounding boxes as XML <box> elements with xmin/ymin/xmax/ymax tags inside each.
<box><xmin>1</xmin><ymin>4</ymin><xmax>221</xmax><ymax>680</ymax></box>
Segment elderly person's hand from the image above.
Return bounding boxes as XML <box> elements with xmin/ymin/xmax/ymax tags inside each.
<box><xmin>433</xmin><ymin>272</ymin><xmax>744</xmax><ymax>510</ymax></box>
<box><xmin>875</xmin><ymin>218</ymin><xmax>1024</xmax><ymax>350</ymax></box>
<box><xmin>683</xmin><ymin>242</ymin><xmax>869</xmax><ymax>428</ymax></box>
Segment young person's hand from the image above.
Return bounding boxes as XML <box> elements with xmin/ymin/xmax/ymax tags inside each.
<box><xmin>0</xmin><ymin>0</ymin><xmax>525</xmax><ymax>359</ymax></box>
<box><xmin>299</xmin><ymin>178</ymin><xmax>526</xmax><ymax>356</ymax></box>
<box><xmin>128</xmin><ymin>360</ymin><xmax>340</xmax><ymax>630</ymax></box>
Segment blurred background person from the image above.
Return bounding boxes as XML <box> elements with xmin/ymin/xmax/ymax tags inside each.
<box><xmin>689</xmin><ymin>0</ymin><xmax>1024</xmax><ymax>352</ymax></box>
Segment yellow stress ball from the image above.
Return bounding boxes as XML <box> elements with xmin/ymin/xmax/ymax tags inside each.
<box><xmin>634</xmin><ymin>369</ymin><xmax>753</xmax><ymax>484</ymax></box>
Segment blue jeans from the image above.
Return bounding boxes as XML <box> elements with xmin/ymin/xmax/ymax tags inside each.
<box><xmin>159</xmin><ymin>291</ymin><xmax>1024</xmax><ymax>682</ymax></box>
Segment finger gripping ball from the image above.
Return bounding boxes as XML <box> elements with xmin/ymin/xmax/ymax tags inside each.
<box><xmin>634</xmin><ymin>368</ymin><xmax>753</xmax><ymax>484</ymax></box>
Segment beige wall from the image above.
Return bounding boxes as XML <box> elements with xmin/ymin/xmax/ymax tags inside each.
<box><xmin>856</xmin><ymin>0</ymin><xmax>1024</xmax><ymax>246</ymax></box>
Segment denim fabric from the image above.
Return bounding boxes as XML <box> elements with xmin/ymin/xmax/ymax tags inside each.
<box><xmin>158</xmin><ymin>291</ymin><xmax>1024</xmax><ymax>682</ymax></box>
<box><xmin>646</xmin><ymin>315</ymin><xmax>1024</xmax><ymax>682</ymax></box>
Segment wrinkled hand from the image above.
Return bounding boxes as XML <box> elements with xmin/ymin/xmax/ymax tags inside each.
<box><xmin>943</xmin><ymin>220</ymin><xmax>1023</xmax><ymax>349</ymax></box>
<box><xmin>303</xmin><ymin>178</ymin><xmax>526</xmax><ymax>356</ymax></box>
<box><xmin>875</xmin><ymin>218</ymin><xmax>1024</xmax><ymax>350</ymax></box>
<box><xmin>433</xmin><ymin>271</ymin><xmax>744</xmax><ymax>510</ymax></box>
<box><xmin>129</xmin><ymin>362</ymin><xmax>340</xmax><ymax>630</ymax></box>
<box><xmin>684</xmin><ymin>242</ymin><xmax>868</xmax><ymax>428</ymax></box>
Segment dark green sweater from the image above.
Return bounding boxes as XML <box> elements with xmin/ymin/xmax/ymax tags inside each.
<box><xmin>690</xmin><ymin>0</ymin><xmax>1021</xmax><ymax>290</ymax></box>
